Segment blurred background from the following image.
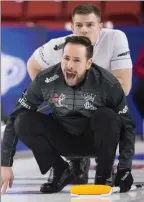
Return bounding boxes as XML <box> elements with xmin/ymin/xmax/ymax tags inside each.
<box><xmin>1</xmin><ymin>1</ymin><xmax>144</xmax><ymax>154</ymax></box>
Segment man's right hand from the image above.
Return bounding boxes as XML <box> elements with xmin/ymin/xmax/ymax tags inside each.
<box><xmin>1</xmin><ymin>167</ymin><xmax>14</xmax><ymax>194</ymax></box>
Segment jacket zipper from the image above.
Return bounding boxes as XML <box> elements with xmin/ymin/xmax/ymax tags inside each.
<box><xmin>73</xmin><ymin>89</ymin><xmax>75</xmax><ymax>110</ymax></box>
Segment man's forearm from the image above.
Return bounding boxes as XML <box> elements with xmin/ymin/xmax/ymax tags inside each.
<box><xmin>27</xmin><ymin>65</ymin><xmax>41</xmax><ymax>81</ymax></box>
<box><xmin>27</xmin><ymin>56</ymin><xmax>45</xmax><ymax>81</ymax></box>
<box><xmin>117</xmin><ymin>77</ymin><xmax>131</xmax><ymax>96</ymax></box>
<box><xmin>112</xmin><ymin>69</ymin><xmax>132</xmax><ymax>96</ymax></box>
<box><xmin>118</xmin><ymin>129</ymin><xmax>135</xmax><ymax>170</ymax></box>
<box><xmin>1</xmin><ymin>118</ymin><xmax>18</xmax><ymax>167</ymax></box>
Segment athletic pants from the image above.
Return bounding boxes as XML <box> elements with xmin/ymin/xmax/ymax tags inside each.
<box><xmin>14</xmin><ymin>107</ymin><xmax>121</xmax><ymax>178</ymax></box>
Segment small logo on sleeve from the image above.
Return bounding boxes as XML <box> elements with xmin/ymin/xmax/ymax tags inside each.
<box><xmin>53</xmin><ymin>43</ymin><xmax>64</xmax><ymax>51</ymax></box>
<box><xmin>118</xmin><ymin>51</ymin><xmax>130</xmax><ymax>57</ymax></box>
<box><xmin>118</xmin><ymin>105</ymin><xmax>128</xmax><ymax>114</ymax></box>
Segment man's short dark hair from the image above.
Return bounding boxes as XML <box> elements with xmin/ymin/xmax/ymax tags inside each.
<box><xmin>63</xmin><ymin>36</ymin><xmax>93</xmax><ymax>59</ymax></box>
<box><xmin>72</xmin><ymin>4</ymin><xmax>101</xmax><ymax>21</ymax></box>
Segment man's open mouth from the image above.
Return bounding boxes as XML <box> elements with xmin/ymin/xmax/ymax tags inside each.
<box><xmin>66</xmin><ymin>72</ymin><xmax>76</xmax><ymax>80</ymax></box>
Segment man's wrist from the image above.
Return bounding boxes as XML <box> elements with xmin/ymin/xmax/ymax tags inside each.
<box><xmin>117</xmin><ymin>161</ymin><xmax>132</xmax><ymax>171</ymax></box>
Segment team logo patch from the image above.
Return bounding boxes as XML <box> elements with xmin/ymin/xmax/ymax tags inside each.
<box><xmin>51</xmin><ymin>93</ymin><xmax>68</xmax><ymax>108</ymax></box>
<box><xmin>83</xmin><ymin>93</ymin><xmax>97</xmax><ymax>110</ymax></box>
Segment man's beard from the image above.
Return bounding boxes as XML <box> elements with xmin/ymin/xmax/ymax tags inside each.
<box><xmin>75</xmin><ymin>72</ymin><xmax>87</xmax><ymax>85</ymax></box>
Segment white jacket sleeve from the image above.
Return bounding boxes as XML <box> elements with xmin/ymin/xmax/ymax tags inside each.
<box><xmin>33</xmin><ymin>39</ymin><xmax>62</xmax><ymax>69</ymax></box>
<box><xmin>111</xmin><ymin>30</ymin><xmax>133</xmax><ymax>70</ymax></box>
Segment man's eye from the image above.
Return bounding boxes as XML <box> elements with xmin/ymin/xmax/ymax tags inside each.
<box><xmin>74</xmin><ymin>60</ymin><xmax>80</xmax><ymax>62</ymax></box>
<box><xmin>76</xmin><ymin>24</ymin><xmax>82</xmax><ymax>27</ymax></box>
<box><xmin>88</xmin><ymin>24</ymin><xmax>93</xmax><ymax>27</ymax></box>
<box><xmin>64</xmin><ymin>58</ymin><xmax>69</xmax><ymax>61</ymax></box>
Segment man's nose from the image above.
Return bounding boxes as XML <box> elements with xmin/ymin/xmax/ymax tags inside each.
<box><xmin>81</xmin><ymin>26</ymin><xmax>88</xmax><ymax>34</ymax></box>
<box><xmin>67</xmin><ymin>61</ymin><xmax>73</xmax><ymax>70</ymax></box>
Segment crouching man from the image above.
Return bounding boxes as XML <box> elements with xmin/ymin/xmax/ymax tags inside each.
<box><xmin>1</xmin><ymin>36</ymin><xmax>135</xmax><ymax>194</ymax></box>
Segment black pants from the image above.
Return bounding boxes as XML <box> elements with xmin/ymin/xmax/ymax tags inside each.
<box><xmin>133</xmin><ymin>80</ymin><xmax>144</xmax><ymax>119</ymax></box>
<box><xmin>14</xmin><ymin>108</ymin><xmax>121</xmax><ymax>178</ymax></box>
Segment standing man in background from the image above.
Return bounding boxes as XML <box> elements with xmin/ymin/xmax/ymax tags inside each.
<box><xmin>26</xmin><ymin>4</ymin><xmax>133</xmax><ymax>185</ymax></box>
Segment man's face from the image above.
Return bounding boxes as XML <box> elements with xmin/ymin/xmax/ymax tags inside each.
<box><xmin>61</xmin><ymin>43</ymin><xmax>92</xmax><ymax>87</ymax></box>
<box><xmin>71</xmin><ymin>13</ymin><xmax>103</xmax><ymax>45</ymax></box>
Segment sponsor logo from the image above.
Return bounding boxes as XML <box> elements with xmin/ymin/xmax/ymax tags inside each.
<box><xmin>45</xmin><ymin>74</ymin><xmax>59</xmax><ymax>83</ymax></box>
<box><xmin>18</xmin><ymin>91</ymin><xmax>31</xmax><ymax>109</ymax></box>
<box><xmin>118</xmin><ymin>105</ymin><xmax>128</xmax><ymax>114</ymax></box>
<box><xmin>121</xmin><ymin>171</ymin><xmax>130</xmax><ymax>181</ymax></box>
<box><xmin>53</xmin><ymin>43</ymin><xmax>64</xmax><ymax>51</ymax></box>
<box><xmin>39</xmin><ymin>46</ymin><xmax>49</xmax><ymax>66</ymax></box>
<box><xmin>118</xmin><ymin>51</ymin><xmax>130</xmax><ymax>57</ymax></box>
<box><xmin>18</xmin><ymin>98</ymin><xmax>31</xmax><ymax>109</ymax></box>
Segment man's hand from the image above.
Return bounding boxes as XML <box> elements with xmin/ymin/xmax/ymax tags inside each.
<box><xmin>115</xmin><ymin>168</ymin><xmax>133</xmax><ymax>192</ymax></box>
<box><xmin>1</xmin><ymin>167</ymin><xmax>14</xmax><ymax>194</ymax></box>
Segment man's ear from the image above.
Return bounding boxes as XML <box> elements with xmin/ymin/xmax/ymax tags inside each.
<box><xmin>87</xmin><ymin>58</ymin><xmax>92</xmax><ymax>70</ymax></box>
<box><xmin>99</xmin><ymin>22</ymin><xmax>103</xmax><ymax>30</ymax></box>
<box><xmin>71</xmin><ymin>23</ymin><xmax>74</xmax><ymax>33</ymax></box>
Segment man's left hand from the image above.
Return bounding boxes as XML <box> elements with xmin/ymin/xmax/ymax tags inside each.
<box><xmin>114</xmin><ymin>168</ymin><xmax>133</xmax><ymax>193</ymax></box>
